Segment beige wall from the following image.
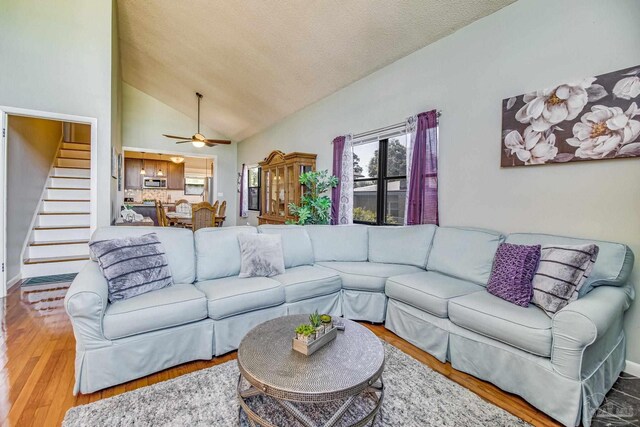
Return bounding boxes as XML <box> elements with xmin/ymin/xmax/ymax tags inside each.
<box><xmin>6</xmin><ymin>116</ymin><xmax>62</xmax><ymax>280</ymax></box>
<box><xmin>238</xmin><ymin>0</ymin><xmax>640</xmax><ymax>364</ymax></box>
<box><xmin>0</xmin><ymin>0</ymin><xmax>117</xmax><ymax>227</ymax></box>
<box><xmin>122</xmin><ymin>84</ymin><xmax>238</xmax><ymax>222</ymax></box>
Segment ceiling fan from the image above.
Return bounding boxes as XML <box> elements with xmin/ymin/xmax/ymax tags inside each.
<box><xmin>163</xmin><ymin>92</ymin><xmax>231</xmax><ymax>148</ymax></box>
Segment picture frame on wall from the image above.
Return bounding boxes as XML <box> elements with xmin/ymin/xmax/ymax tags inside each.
<box><xmin>501</xmin><ymin>64</ymin><xmax>640</xmax><ymax>167</ymax></box>
<box><xmin>111</xmin><ymin>146</ymin><xmax>118</xmax><ymax>178</ymax></box>
<box><xmin>117</xmin><ymin>153</ymin><xmax>123</xmax><ymax>191</ymax></box>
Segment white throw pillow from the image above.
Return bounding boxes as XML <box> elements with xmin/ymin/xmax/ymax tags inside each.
<box><xmin>237</xmin><ymin>233</ymin><xmax>285</xmax><ymax>278</ymax></box>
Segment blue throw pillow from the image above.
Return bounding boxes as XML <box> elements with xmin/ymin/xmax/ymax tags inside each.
<box><xmin>89</xmin><ymin>233</ymin><xmax>174</xmax><ymax>303</ymax></box>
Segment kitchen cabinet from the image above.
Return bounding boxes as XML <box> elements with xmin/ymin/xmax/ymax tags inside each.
<box><xmin>125</xmin><ymin>158</ymin><xmax>143</xmax><ymax>189</ymax></box>
<box><xmin>143</xmin><ymin>159</ymin><xmax>157</xmax><ymax>177</ymax></box>
<box><xmin>167</xmin><ymin>162</ymin><xmax>185</xmax><ymax>190</ymax></box>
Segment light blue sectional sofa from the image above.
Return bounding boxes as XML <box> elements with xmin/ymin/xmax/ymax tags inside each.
<box><xmin>65</xmin><ymin>224</ymin><xmax>635</xmax><ymax>427</ymax></box>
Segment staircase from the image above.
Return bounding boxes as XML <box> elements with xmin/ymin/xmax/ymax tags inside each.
<box><xmin>22</xmin><ymin>140</ymin><xmax>92</xmax><ymax>278</ymax></box>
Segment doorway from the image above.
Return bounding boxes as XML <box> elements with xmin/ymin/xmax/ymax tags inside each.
<box><xmin>0</xmin><ymin>106</ymin><xmax>98</xmax><ymax>298</ymax></box>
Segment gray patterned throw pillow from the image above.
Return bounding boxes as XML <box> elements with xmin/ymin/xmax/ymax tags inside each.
<box><xmin>89</xmin><ymin>233</ymin><xmax>174</xmax><ymax>303</ymax></box>
<box><xmin>238</xmin><ymin>233</ymin><xmax>285</xmax><ymax>278</ymax></box>
<box><xmin>531</xmin><ymin>244</ymin><xmax>599</xmax><ymax>316</ymax></box>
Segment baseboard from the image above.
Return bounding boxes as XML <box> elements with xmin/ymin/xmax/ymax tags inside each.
<box><xmin>7</xmin><ymin>273</ymin><xmax>22</xmax><ymax>290</ymax></box>
<box><xmin>624</xmin><ymin>360</ymin><xmax>640</xmax><ymax>377</ymax></box>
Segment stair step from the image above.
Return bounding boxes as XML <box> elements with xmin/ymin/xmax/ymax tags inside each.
<box><xmin>37</xmin><ymin>212</ymin><xmax>90</xmax><ymax>227</ymax></box>
<box><xmin>39</xmin><ymin>212</ymin><xmax>90</xmax><ymax>215</ymax></box>
<box><xmin>34</xmin><ymin>225</ymin><xmax>89</xmax><ymax>230</ymax></box>
<box><xmin>56</xmin><ymin>158</ymin><xmax>90</xmax><ymax>168</ymax></box>
<box><xmin>63</xmin><ymin>140</ymin><xmax>90</xmax><ymax>145</ymax></box>
<box><xmin>53</xmin><ymin>167</ymin><xmax>91</xmax><ymax>177</ymax></box>
<box><xmin>24</xmin><ymin>255</ymin><xmax>90</xmax><ymax>265</ymax></box>
<box><xmin>28</xmin><ymin>240</ymin><xmax>90</xmax><ymax>259</ymax></box>
<box><xmin>46</xmin><ymin>188</ymin><xmax>90</xmax><ymax>200</ymax></box>
<box><xmin>30</xmin><ymin>239</ymin><xmax>89</xmax><ymax>246</ymax></box>
<box><xmin>49</xmin><ymin>176</ymin><xmax>90</xmax><ymax>180</ymax></box>
<box><xmin>22</xmin><ymin>257</ymin><xmax>89</xmax><ymax>277</ymax></box>
<box><xmin>49</xmin><ymin>177</ymin><xmax>90</xmax><ymax>189</ymax></box>
<box><xmin>43</xmin><ymin>199</ymin><xmax>90</xmax><ymax>202</ymax></box>
<box><xmin>42</xmin><ymin>200</ymin><xmax>90</xmax><ymax>213</ymax></box>
<box><xmin>62</xmin><ymin>142</ymin><xmax>91</xmax><ymax>151</ymax></box>
<box><xmin>59</xmin><ymin>149</ymin><xmax>91</xmax><ymax>159</ymax></box>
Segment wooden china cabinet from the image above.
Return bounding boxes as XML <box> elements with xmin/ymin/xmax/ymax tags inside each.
<box><xmin>258</xmin><ymin>150</ymin><xmax>317</xmax><ymax>225</ymax></box>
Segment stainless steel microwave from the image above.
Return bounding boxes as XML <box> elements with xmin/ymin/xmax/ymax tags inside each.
<box><xmin>143</xmin><ymin>177</ymin><xmax>167</xmax><ymax>189</ymax></box>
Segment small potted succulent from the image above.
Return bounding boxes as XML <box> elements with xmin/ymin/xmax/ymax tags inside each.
<box><xmin>320</xmin><ymin>314</ymin><xmax>333</xmax><ymax>330</ymax></box>
<box><xmin>295</xmin><ymin>324</ymin><xmax>315</xmax><ymax>343</ymax></box>
<box><xmin>309</xmin><ymin>310</ymin><xmax>324</xmax><ymax>337</ymax></box>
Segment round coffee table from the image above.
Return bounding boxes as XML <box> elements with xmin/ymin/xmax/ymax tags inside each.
<box><xmin>237</xmin><ymin>314</ymin><xmax>385</xmax><ymax>427</ymax></box>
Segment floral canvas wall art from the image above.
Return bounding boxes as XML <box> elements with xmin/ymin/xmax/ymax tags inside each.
<box><xmin>501</xmin><ymin>65</ymin><xmax>640</xmax><ymax>167</ymax></box>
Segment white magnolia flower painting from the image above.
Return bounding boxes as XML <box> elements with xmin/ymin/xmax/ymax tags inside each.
<box><xmin>502</xmin><ymin>65</ymin><xmax>640</xmax><ymax>167</ymax></box>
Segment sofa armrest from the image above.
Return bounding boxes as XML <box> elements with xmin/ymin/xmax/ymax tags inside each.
<box><xmin>64</xmin><ymin>262</ymin><xmax>111</xmax><ymax>349</ymax></box>
<box><xmin>551</xmin><ymin>284</ymin><xmax>633</xmax><ymax>379</ymax></box>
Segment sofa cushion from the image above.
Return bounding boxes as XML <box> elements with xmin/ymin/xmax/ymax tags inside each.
<box><xmin>316</xmin><ymin>261</ymin><xmax>423</xmax><ymax>292</ymax></box>
<box><xmin>506</xmin><ymin>233</ymin><xmax>634</xmax><ymax>297</ymax></box>
<box><xmin>272</xmin><ymin>265</ymin><xmax>341</xmax><ymax>303</ymax></box>
<box><xmin>195</xmin><ymin>276</ymin><xmax>285</xmax><ymax>320</ymax></box>
<box><xmin>92</xmin><ymin>226</ymin><xmax>196</xmax><ymax>284</ymax></box>
<box><xmin>195</xmin><ymin>226</ymin><xmax>257</xmax><ymax>281</ymax></box>
<box><xmin>368</xmin><ymin>225</ymin><xmax>437</xmax><ymax>268</ymax></box>
<box><xmin>386</xmin><ymin>271</ymin><xmax>483</xmax><ymax>318</ymax></box>
<box><xmin>258</xmin><ymin>225</ymin><xmax>314</xmax><ymax>268</ymax></box>
<box><xmin>448</xmin><ymin>291</ymin><xmax>552</xmax><ymax>357</ymax></box>
<box><xmin>427</xmin><ymin>227</ymin><xmax>504</xmax><ymax>285</ymax></box>
<box><xmin>103</xmin><ymin>284</ymin><xmax>207</xmax><ymax>340</ymax></box>
<box><xmin>305</xmin><ymin>225</ymin><xmax>368</xmax><ymax>262</ymax></box>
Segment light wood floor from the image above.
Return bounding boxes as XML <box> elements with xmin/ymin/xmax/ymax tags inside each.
<box><xmin>0</xmin><ymin>281</ymin><xmax>562</xmax><ymax>427</ymax></box>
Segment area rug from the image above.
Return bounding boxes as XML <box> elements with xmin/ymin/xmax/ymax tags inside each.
<box><xmin>63</xmin><ymin>343</ymin><xmax>529</xmax><ymax>426</ymax></box>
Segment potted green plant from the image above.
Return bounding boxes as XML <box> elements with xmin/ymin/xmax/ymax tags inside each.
<box><xmin>287</xmin><ymin>170</ymin><xmax>338</xmax><ymax>225</ymax></box>
<box><xmin>309</xmin><ymin>310</ymin><xmax>324</xmax><ymax>337</ymax></box>
<box><xmin>320</xmin><ymin>314</ymin><xmax>333</xmax><ymax>330</ymax></box>
<box><xmin>295</xmin><ymin>324</ymin><xmax>315</xmax><ymax>344</ymax></box>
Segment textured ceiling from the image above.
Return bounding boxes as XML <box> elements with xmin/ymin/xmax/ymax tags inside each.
<box><xmin>118</xmin><ymin>0</ymin><xmax>515</xmax><ymax>141</ymax></box>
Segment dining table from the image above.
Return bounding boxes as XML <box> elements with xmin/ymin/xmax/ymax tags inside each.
<box><xmin>165</xmin><ymin>211</ymin><xmax>226</xmax><ymax>228</ymax></box>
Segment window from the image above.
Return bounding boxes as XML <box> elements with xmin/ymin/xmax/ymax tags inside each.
<box><xmin>353</xmin><ymin>135</ymin><xmax>407</xmax><ymax>225</ymax></box>
<box><xmin>248</xmin><ymin>167</ymin><xmax>260</xmax><ymax>211</ymax></box>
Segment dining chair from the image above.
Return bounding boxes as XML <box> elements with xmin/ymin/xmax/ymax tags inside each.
<box><xmin>191</xmin><ymin>202</ymin><xmax>216</xmax><ymax>231</ymax></box>
<box><xmin>215</xmin><ymin>200</ymin><xmax>227</xmax><ymax>227</ymax></box>
<box><xmin>157</xmin><ymin>200</ymin><xmax>169</xmax><ymax>227</ymax></box>
<box><xmin>211</xmin><ymin>200</ymin><xmax>219</xmax><ymax>216</ymax></box>
<box><xmin>175</xmin><ymin>199</ymin><xmax>191</xmax><ymax>215</ymax></box>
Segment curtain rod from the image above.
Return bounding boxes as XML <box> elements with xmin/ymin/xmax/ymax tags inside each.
<box><xmin>351</xmin><ymin>110</ymin><xmax>442</xmax><ymax>140</ymax></box>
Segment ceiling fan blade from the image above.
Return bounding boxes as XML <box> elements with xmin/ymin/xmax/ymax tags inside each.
<box><xmin>163</xmin><ymin>134</ymin><xmax>192</xmax><ymax>140</ymax></box>
<box><xmin>174</xmin><ymin>140</ymin><xmax>193</xmax><ymax>144</ymax></box>
<box><xmin>205</xmin><ymin>139</ymin><xmax>232</xmax><ymax>145</ymax></box>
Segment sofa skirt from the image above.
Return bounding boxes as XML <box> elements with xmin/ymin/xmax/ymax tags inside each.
<box><xmin>448</xmin><ymin>323</ymin><xmax>627</xmax><ymax>427</ymax></box>
<box><xmin>342</xmin><ymin>289</ymin><xmax>387</xmax><ymax>323</ymax></box>
<box><xmin>212</xmin><ymin>305</ymin><xmax>287</xmax><ymax>356</ymax></box>
<box><xmin>74</xmin><ymin>319</ymin><xmax>214</xmax><ymax>395</ymax></box>
<box><xmin>384</xmin><ymin>299</ymin><xmax>450</xmax><ymax>362</ymax></box>
<box><xmin>285</xmin><ymin>292</ymin><xmax>342</xmax><ymax>317</ymax></box>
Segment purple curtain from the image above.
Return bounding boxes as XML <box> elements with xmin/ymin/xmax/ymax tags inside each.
<box><xmin>331</xmin><ymin>136</ymin><xmax>346</xmax><ymax>225</ymax></box>
<box><xmin>406</xmin><ymin>110</ymin><xmax>439</xmax><ymax>225</ymax></box>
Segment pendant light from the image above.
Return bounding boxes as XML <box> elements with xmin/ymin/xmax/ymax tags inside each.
<box><xmin>157</xmin><ymin>154</ymin><xmax>164</xmax><ymax>176</ymax></box>
<box><xmin>140</xmin><ymin>152</ymin><xmax>146</xmax><ymax>175</ymax></box>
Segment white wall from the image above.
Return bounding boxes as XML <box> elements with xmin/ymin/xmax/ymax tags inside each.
<box><xmin>122</xmin><ymin>84</ymin><xmax>238</xmax><ymax>222</ymax></box>
<box><xmin>238</xmin><ymin>0</ymin><xmax>640</xmax><ymax>363</ymax></box>
<box><xmin>6</xmin><ymin>116</ymin><xmax>62</xmax><ymax>280</ymax></box>
<box><xmin>0</xmin><ymin>0</ymin><xmax>116</xmax><ymax>227</ymax></box>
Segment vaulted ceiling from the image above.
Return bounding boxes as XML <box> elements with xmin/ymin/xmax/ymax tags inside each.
<box><xmin>117</xmin><ymin>0</ymin><xmax>514</xmax><ymax>142</ymax></box>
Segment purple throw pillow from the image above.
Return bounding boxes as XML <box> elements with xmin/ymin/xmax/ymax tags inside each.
<box><xmin>487</xmin><ymin>243</ymin><xmax>541</xmax><ymax>307</ymax></box>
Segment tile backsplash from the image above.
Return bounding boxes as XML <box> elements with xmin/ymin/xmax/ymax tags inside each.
<box><xmin>125</xmin><ymin>189</ymin><xmax>206</xmax><ymax>204</ymax></box>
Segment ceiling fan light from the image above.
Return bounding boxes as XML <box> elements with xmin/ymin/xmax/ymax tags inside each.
<box><xmin>170</xmin><ymin>156</ymin><xmax>185</xmax><ymax>164</ymax></box>
<box><xmin>192</xmin><ymin>140</ymin><xmax>205</xmax><ymax>148</ymax></box>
